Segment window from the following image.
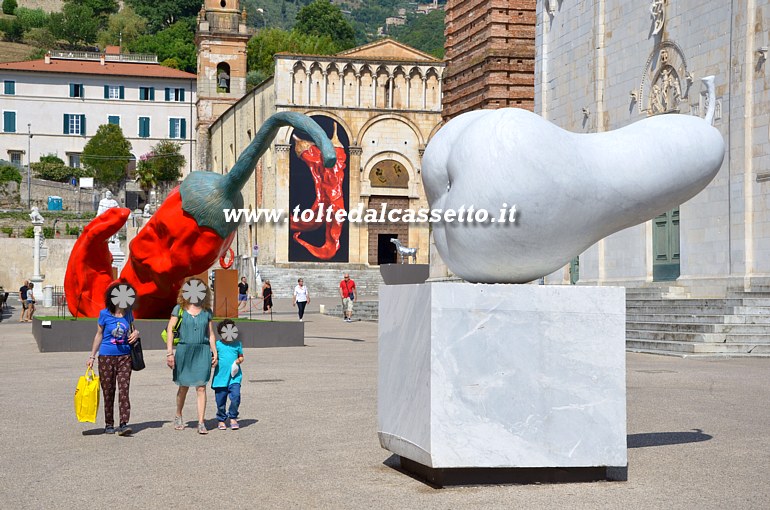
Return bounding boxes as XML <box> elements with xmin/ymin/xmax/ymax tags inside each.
<box><xmin>139</xmin><ymin>87</ymin><xmax>155</xmax><ymax>101</ymax></box>
<box><xmin>69</xmin><ymin>83</ymin><xmax>84</xmax><ymax>98</ymax></box>
<box><xmin>63</xmin><ymin>114</ymin><xmax>86</xmax><ymax>135</ymax></box>
<box><xmin>108</xmin><ymin>115</ymin><xmax>120</xmax><ymax>126</ymax></box>
<box><xmin>2</xmin><ymin>111</ymin><xmax>16</xmax><ymax>133</ymax></box>
<box><xmin>165</xmin><ymin>87</ymin><xmax>185</xmax><ymax>101</ymax></box>
<box><xmin>9</xmin><ymin>151</ymin><xmax>23</xmax><ymax>167</ymax></box>
<box><xmin>68</xmin><ymin>153</ymin><xmax>81</xmax><ymax>169</ymax></box>
<box><xmin>169</xmin><ymin>118</ymin><xmax>187</xmax><ymax>139</ymax></box>
<box><xmin>3</xmin><ymin>80</ymin><xmax>15</xmax><ymax>95</ymax></box>
<box><xmin>216</xmin><ymin>63</ymin><xmax>231</xmax><ymax>93</ymax></box>
<box><xmin>104</xmin><ymin>85</ymin><xmax>125</xmax><ymax>99</ymax></box>
<box><xmin>138</xmin><ymin>116</ymin><xmax>151</xmax><ymax>138</ymax></box>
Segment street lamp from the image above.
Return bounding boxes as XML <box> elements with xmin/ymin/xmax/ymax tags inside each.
<box><xmin>27</xmin><ymin>123</ymin><xmax>32</xmax><ymax>209</ymax></box>
<box><xmin>256</xmin><ymin>8</ymin><xmax>267</xmax><ymax>30</ymax></box>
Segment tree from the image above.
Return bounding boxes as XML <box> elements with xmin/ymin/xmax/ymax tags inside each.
<box><xmin>49</xmin><ymin>3</ymin><xmax>100</xmax><ymax>47</ymax></box>
<box><xmin>32</xmin><ymin>154</ymin><xmax>94</xmax><ymax>182</ymax></box>
<box><xmin>82</xmin><ymin>124</ymin><xmax>132</xmax><ymax>185</ymax></box>
<box><xmin>294</xmin><ymin>0</ymin><xmax>355</xmax><ymax>50</ymax></box>
<box><xmin>247</xmin><ymin>28</ymin><xmax>338</xmax><ymax>79</ymax></box>
<box><xmin>128</xmin><ymin>21</ymin><xmax>196</xmax><ymax>73</ymax></box>
<box><xmin>2</xmin><ymin>0</ymin><xmax>17</xmax><ymax>15</ymax></box>
<box><xmin>150</xmin><ymin>140</ymin><xmax>185</xmax><ymax>183</ymax></box>
<box><xmin>64</xmin><ymin>0</ymin><xmax>118</xmax><ymax>28</ymax></box>
<box><xmin>392</xmin><ymin>9</ymin><xmax>446</xmax><ymax>59</ymax></box>
<box><xmin>125</xmin><ymin>0</ymin><xmax>200</xmax><ymax>32</ymax></box>
<box><xmin>96</xmin><ymin>6</ymin><xmax>147</xmax><ymax>49</ymax></box>
<box><xmin>14</xmin><ymin>7</ymin><xmax>48</xmax><ymax>31</ymax></box>
<box><xmin>134</xmin><ymin>153</ymin><xmax>158</xmax><ymax>194</ymax></box>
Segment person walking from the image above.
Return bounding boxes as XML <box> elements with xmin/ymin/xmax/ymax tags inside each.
<box><xmin>339</xmin><ymin>273</ymin><xmax>356</xmax><ymax>323</ymax></box>
<box><xmin>19</xmin><ymin>280</ymin><xmax>29</xmax><ymax>322</ymax></box>
<box><xmin>212</xmin><ymin>319</ymin><xmax>244</xmax><ymax>430</ymax></box>
<box><xmin>25</xmin><ymin>282</ymin><xmax>36</xmax><ymax>321</ymax></box>
<box><xmin>238</xmin><ymin>276</ymin><xmax>249</xmax><ymax>312</ymax></box>
<box><xmin>261</xmin><ymin>280</ymin><xmax>273</xmax><ymax>314</ymax></box>
<box><xmin>86</xmin><ymin>282</ymin><xmax>140</xmax><ymax>435</ymax></box>
<box><xmin>165</xmin><ymin>277</ymin><xmax>218</xmax><ymax>434</ymax></box>
<box><xmin>292</xmin><ymin>278</ymin><xmax>310</xmax><ymax>322</ymax></box>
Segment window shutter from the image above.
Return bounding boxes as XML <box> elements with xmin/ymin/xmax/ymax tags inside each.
<box><xmin>180</xmin><ymin>88</ymin><xmax>185</xmax><ymax>101</ymax></box>
<box><xmin>69</xmin><ymin>84</ymin><xmax>75</xmax><ymax>97</ymax></box>
<box><xmin>104</xmin><ymin>85</ymin><xmax>109</xmax><ymax>99</ymax></box>
<box><xmin>165</xmin><ymin>88</ymin><xmax>171</xmax><ymax>101</ymax></box>
<box><xmin>3</xmin><ymin>111</ymin><xmax>16</xmax><ymax>133</ymax></box>
<box><xmin>4</xmin><ymin>81</ymin><xmax>15</xmax><ymax>94</ymax></box>
<box><xmin>80</xmin><ymin>84</ymin><xmax>85</xmax><ymax>98</ymax></box>
<box><xmin>119</xmin><ymin>86</ymin><xmax>125</xmax><ymax>99</ymax></box>
<box><xmin>80</xmin><ymin>115</ymin><xmax>86</xmax><ymax>135</ymax></box>
<box><xmin>149</xmin><ymin>87</ymin><xmax>155</xmax><ymax>101</ymax></box>
<box><xmin>169</xmin><ymin>118</ymin><xmax>174</xmax><ymax>137</ymax></box>
<box><xmin>181</xmin><ymin>118</ymin><xmax>187</xmax><ymax>139</ymax></box>
<box><xmin>63</xmin><ymin>114</ymin><xmax>69</xmax><ymax>134</ymax></box>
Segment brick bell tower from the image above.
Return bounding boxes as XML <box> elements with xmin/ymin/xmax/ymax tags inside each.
<box><xmin>195</xmin><ymin>0</ymin><xmax>250</xmax><ymax>170</ymax></box>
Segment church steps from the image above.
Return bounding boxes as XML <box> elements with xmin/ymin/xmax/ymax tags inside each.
<box><xmin>626</xmin><ymin>339</ymin><xmax>770</xmax><ymax>356</ymax></box>
<box><xmin>626</xmin><ymin>321</ymin><xmax>770</xmax><ymax>335</ymax></box>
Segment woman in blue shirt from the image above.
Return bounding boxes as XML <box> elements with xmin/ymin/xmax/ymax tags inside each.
<box><xmin>86</xmin><ymin>281</ymin><xmax>140</xmax><ymax>436</ymax></box>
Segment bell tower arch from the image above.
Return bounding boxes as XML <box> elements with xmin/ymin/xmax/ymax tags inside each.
<box><xmin>195</xmin><ymin>0</ymin><xmax>250</xmax><ymax>170</ymax></box>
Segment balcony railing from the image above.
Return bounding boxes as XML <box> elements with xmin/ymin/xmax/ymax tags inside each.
<box><xmin>51</xmin><ymin>51</ymin><xmax>158</xmax><ymax>64</ymax></box>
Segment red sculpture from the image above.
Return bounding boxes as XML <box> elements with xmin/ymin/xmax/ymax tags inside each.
<box><xmin>290</xmin><ymin>122</ymin><xmax>348</xmax><ymax>260</ymax></box>
<box><xmin>65</xmin><ymin>113</ymin><xmax>336</xmax><ymax>319</ymax></box>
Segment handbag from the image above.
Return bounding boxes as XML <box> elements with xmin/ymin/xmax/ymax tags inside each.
<box><xmin>130</xmin><ymin>323</ymin><xmax>145</xmax><ymax>371</ymax></box>
<box><xmin>161</xmin><ymin>306</ymin><xmax>183</xmax><ymax>345</ymax></box>
<box><xmin>74</xmin><ymin>367</ymin><xmax>100</xmax><ymax>423</ymax></box>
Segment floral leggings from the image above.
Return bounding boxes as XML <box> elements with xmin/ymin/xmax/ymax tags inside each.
<box><xmin>98</xmin><ymin>354</ymin><xmax>132</xmax><ymax>426</ymax></box>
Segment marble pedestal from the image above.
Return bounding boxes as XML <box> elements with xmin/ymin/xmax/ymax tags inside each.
<box><xmin>378</xmin><ymin>283</ymin><xmax>627</xmax><ymax>485</ymax></box>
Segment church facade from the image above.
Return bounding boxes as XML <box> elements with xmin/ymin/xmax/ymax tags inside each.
<box><xmin>207</xmin><ymin>39</ymin><xmax>445</xmax><ymax>269</ymax></box>
<box><xmin>536</xmin><ymin>0</ymin><xmax>770</xmax><ymax>296</ymax></box>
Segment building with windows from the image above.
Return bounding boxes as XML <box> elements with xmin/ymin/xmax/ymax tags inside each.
<box><xmin>208</xmin><ymin>38</ymin><xmax>445</xmax><ymax>278</ymax></box>
<box><xmin>0</xmin><ymin>48</ymin><xmax>197</xmax><ymax>177</ymax></box>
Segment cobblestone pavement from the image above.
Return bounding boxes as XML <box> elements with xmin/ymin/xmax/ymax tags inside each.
<box><xmin>0</xmin><ymin>301</ymin><xmax>768</xmax><ymax>509</ymax></box>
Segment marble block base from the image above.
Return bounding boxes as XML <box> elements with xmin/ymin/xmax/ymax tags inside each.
<box><xmin>378</xmin><ymin>283</ymin><xmax>627</xmax><ymax>478</ymax></box>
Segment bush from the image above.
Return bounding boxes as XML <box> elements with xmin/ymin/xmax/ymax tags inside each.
<box><xmin>0</xmin><ymin>17</ymin><xmax>23</xmax><ymax>42</ymax></box>
<box><xmin>0</xmin><ymin>164</ymin><xmax>22</xmax><ymax>185</ymax></box>
<box><xmin>32</xmin><ymin>160</ymin><xmax>93</xmax><ymax>183</ymax></box>
<box><xmin>15</xmin><ymin>7</ymin><xmax>48</xmax><ymax>31</ymax></box>
<box><xmin>24</xmin><ymin>27</ymin><xmax>56</xmax><ymax>49</ymax></box>
<box><xmin>1</xmin><ymin>226</ymin><xmax>13</xmax><ymax>236</ymax></box>
<box><xmin>23</xmin><ymin>226</ymin><xmax>34</xmax><ymax>238</ymax></box>
<box><xmin>2</xmin><ymin>0</ymin><xmax>17</xmax><ymax>16</ymax></box>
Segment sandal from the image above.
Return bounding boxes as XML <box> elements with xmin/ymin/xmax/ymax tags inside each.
<box><xmin>174</xmin><ymin>416</ymin><xmax>185</xmax><ymax>430</ymax></box>
<box><xmin>198</xmin><ymin>422</ymin><xmax>208</xmax><ymax>435</ymax></box>
<box><xmin>217</xmin><ymin>422</ymin><xmax>226</xmax><ymax>430</ymax></box>
<box><xmin>230</xmin><ymin>419</ymin><xmax>239</xmax><ymax>430</ymax></box>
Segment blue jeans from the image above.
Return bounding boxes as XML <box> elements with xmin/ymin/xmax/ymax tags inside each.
<box><xmin>214</xmin><ymin>383</ymin><xmax>241</xmax><ymax>421</ymax></box>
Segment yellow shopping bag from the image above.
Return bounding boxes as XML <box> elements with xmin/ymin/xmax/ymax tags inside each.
<box><xmin>74</xmin><ymin>367</ymin><xmax>100</xmax><ymax>423</ymax></box>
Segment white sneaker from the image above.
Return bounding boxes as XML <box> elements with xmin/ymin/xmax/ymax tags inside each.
<box><xmin>299</xmin><ymin>318</ymin><xmax>303</xmax><ymax>322</ymax></box>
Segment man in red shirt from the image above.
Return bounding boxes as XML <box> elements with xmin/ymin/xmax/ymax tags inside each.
<box><xmin>339</xmin><ymin>273</ymin><xmax>356</xmax><ymax>323</ymax></box>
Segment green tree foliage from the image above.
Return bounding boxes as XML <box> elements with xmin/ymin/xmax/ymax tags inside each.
<box><xmin>64</xmin><ymin>0</ymin><xmax>118</xmax><ymax>27</ymax></box>
<box><xmin>134</xmin><ymin>140</ymin><xmax>184</xmax><ymax>193</ymax></box>
<box><xmin>128</xmin><ymin>21</ymin><xmax>196</xmax><ymax>73</ymax></box>
<box><xmin>31</xmin><ymin>154</ymin><xmax>93</xmax><ymax>183</ymax></box>
<box><xmin>0</xmin><ymin>17</ymin><xmax>23</xmax><ymax>42</ymax></box>
<box><xmin>82</xmin><ymin>124</ymin><xmax>132</xmax><ymax>185</ymax></box>
<box><xmin>392</xmin><ymin>9</ymin><xmax>445</xmax><ymax>59</ymax></box>
<box><xmin>2</xmin><ymin>0</ymin><xmax>17</xmax><ymax>15</ymax></box>
<box><xmin>295</xmin><ymin>0</ymin><xmax>356</xmax><ymax>50</ymax></box>
<box><xmin>96</xmin><ymin>6</ymin><xmax>147</xmax><ymax>49</ymax></box>
<box><xmin>0</xmin><ymin>164</ymin><xmax>22</xmax><ymax>184</ymax></box>
<box><xmin>14</xmin><ymin>7</ymin><xmax>48</xmax><ymax>31</ymax></box>
<box><xmin>49</xmin><ymin>3</ymin><xmax>100</xmax><ymax>47</ymax></box>
<box><xmin>247</xmin><ymin>28</ymin><xmax>339</xmax><ymax>79</ymax></box>
<box><xmin>125</xmin><ymin>0</ymin><xmax>200</xmax><ymax>32</ymax></box>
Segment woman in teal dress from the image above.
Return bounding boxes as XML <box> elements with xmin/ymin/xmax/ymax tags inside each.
<box><xmin>165</xmin><ymin>277</ymin><xmax>218</xmax><ymax>434</ymax></box>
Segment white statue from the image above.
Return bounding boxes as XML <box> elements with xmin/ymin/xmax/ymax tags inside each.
<box><xmin>142</xmin><ymin>203</ymin><xmax>152</xmax><ymax>218</ymax></box>
<box><xmin>421</xmin><ymin>76</ymin><xmax>724</xmax><ymax>283</ymax></box>
<box><xmin>29</xmin><ymin>206</ymin><xmax>44</xmax><ymax>224</ymax></box>
<box><xmin>97</xmin><ymin>190</ymin><xmax>119</xmax><ymax>216</ymax></box>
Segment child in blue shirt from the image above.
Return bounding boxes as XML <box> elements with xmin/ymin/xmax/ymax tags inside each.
<box><xmin>212</xmin><ymin>319</ymin><xmax>244</xmax><ymax>430</ymax></box>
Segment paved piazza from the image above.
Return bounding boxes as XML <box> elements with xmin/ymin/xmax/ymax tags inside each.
<box><xmin>0</xmin><ymin>299</ymin><xmax>768</xmax><ymax>508</ymax></box>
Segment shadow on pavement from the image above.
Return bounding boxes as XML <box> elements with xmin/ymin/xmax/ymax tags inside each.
<box><xmin>628</xmin><ymin>429</ymin><xmax>712</xmax><ymax>448</ymax></box>
<box><xmin>305</xmin><ymin>336</ymin><xmax>365</xmax><ymax>343</ymax></box>
<box><xmin>81</xmin><ymin>420</ymin><xmax>170</xmax><ymax>436</ymax></box>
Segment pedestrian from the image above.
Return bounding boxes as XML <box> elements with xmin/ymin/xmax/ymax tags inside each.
<box><xmin>19</xmin><ymin>280</ymin><xmax>29</xmax><ymax>322</ymax></box>
<box><xmin>212</xmin><ymin>319</ymin><xmax>244</xmax><ymax>430</ymax></box>
<box><xmin>25</xmin><ymin>282</ymin><xmax>36</xmax><ymax>321</ymax></box>
<box><xmin>86</xmin><ymin>282</ymin><xmax>140</xmax><ymax>435</ymax></box>
<box><xmin>238</xmin><ymin>276</ymin><xmax>249</xmax><ymax>312</ymax></box>
<box><xmin>292</xmin><ymin>278</ymin><xmax>310</xmax><ymax>322</ymax></box>
<box><xmin>339</xmin><ymin>273</ymin><xmax>356</xmax><ymax>322</ymax></box>
<box><xmin>262</xmin><ymin>279</ymin><xmax>273</xmax><ymax>314</ymax></box>
<box><xmin>165</xmin><ymin>277</ymin><xmax>218</xmax><ymax>435</ymax></box>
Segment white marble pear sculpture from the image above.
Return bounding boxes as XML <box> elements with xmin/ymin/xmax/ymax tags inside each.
<box><xmin>422</xmin><ymin>77</ymin><xmax>725</xmax><ymax>284</ymax></box>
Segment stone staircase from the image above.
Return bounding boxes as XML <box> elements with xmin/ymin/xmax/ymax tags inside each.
<box><xmin>323</xmin><ymin>300</ymin><xmax>380</xmax><ymax>321</ymax></box>
<box><xmin>626</xmin><ymin>287</ymin><xmax>770</xmax><ymax>357</ymax></box>
<box><xmin>256</xmin><ymin>266</ymin><xmax>385</xmax><ymax>299</ymax></box>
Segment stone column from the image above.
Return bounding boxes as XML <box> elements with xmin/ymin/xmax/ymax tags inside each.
<box><xmin>289</xmin><ymin>71</ymin><xmax>295</xmax><ymax>104</ymax></box>
<box><xmin>321</xmin><ymin>70</ymin><xmax>328</xmax><ymax>106</ymax></box>
<box><xmin>406</xmin><ymin>76</ymin><xmax>411</xmax><ymax>109</ymax></box>
<box><xmin>274</xmin><ymin>143</ymin><xmax>292</xmax><ymax>264</ymax></box>
<box><xmin>355</xmin><ymin>72</ymin><xmax>361</xmax><ymax>107</ymax></box>
<box><xmin>388</xmin><ymin>76</ymin><xmax>393</xmax><ymax>109</ymax></box>
<box><xmin>32</xmin><ymin>225</ymin><xmax>44</xmax><ymax>283</ymax></box>
<box><xmin>373</xmin><ymin>74</ymin><xmax>378</xmax><ymax>107</ymax></box>
<box><xmin>422</xmin><ymin>77</ymin><xmax>427</xmax><ymax>110</ymax></box>
<box><xmin>348</xmin><ymin>146</ymin><xmax>364</xmax><ymax>264</ymax></box>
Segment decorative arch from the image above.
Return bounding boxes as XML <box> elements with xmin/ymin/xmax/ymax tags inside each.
<box><xmin>277</xmin><ymin>110</ymin><xmax>353</xmax><ymax>147</ymax></box>
<box><xmin>363</xmin><ymin>151</ymin><xmax>415</xmax><ymax>190</ymax></box>
<box><xmin>356</xmin><ymin>113</ymin><xmax>425</xmax><ymax>147</ymax></box>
